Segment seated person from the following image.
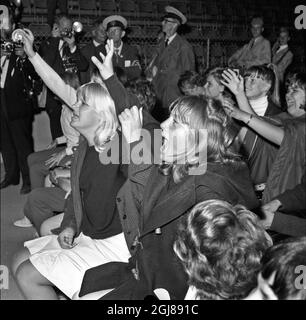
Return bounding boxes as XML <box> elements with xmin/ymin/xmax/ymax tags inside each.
<box><xmin>222</xmin><ymin>65</ymin><xmax>281</xmax><ymax>188</ymax></box>
<box><xmin>246</xmin><ymin>237</ymin><xmax>306</xmax><ymax>300</ymax></box>
<box><xmin>221</xmin><ymin>71</ymin><xmax>305</xmax><ymax>206</ymax></box>
<box><xmin>261</xmin><ymin>173</ymin><xmax>306</xmax><ymax>237</ymax></box>
<box><xmin>174</xmin><ymin>200</ymin><xmax>272</xmax><ymax>300</ymax></box>
<box><xmin>178</xmin><ymin>71</ymin><xmax>205</xmax><ymax>96</ymax></box>
<box><xmin>228</xmin><ymin>16</ymin><xmax>271</xmax><ymax>70</ymax></box>
<box><xmin>12</xmin><ymin>33</ymin><xmax>159</xmax><ymax>300</ymax></box>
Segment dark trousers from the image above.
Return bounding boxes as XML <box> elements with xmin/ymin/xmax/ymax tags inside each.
<box><xmin>47</xmin><ymin>0</ymin><xmax>68</xmax><ymax>27</ymax></box>
<box><xmin>46</xmin><ymin>96</ymin><xmax>64</xmax><ymax>140</ymax></box>
<box><xmin>24</xmin><ymin>187</ymin><xmax>66</xmax><ymax>233</ymax></box>
<box><xmin>27</xmin><ymin>146</ymin><xmax>69</xmax><ymax>189</ymax></box>
<box><xmin>0</xmin><ymin>108</ymin><xmax>34</xmax><ymax>185</ymax></box>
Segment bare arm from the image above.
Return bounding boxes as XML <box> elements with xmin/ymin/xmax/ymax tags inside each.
<box><xmin>22</xmin><ymin>28</ymin><xmax>77</xmax><ymax>108</ymax></box>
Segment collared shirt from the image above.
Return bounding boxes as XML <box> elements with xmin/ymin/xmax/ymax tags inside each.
<box><xmin>93</xmin><ymin>39</ymin><xmax>102</xmax><ymax>48</ymax></box>
<box><xmin>0</xmin><ymin>55</ymin><xmax>10</xmax><ymax>88</ymax></box>
<box><xmin>165</xmin><ymin>33</ymin><xmax>177</xmax><ymax>46</ymax></box>
<box><xmin>276</xmin><ymin>44</ymin><xmax>288</xmax><ymax>53</ymax></box>
<box><xmin>114</xmin><ymin>41</ymin><xmax>123</xmax><ymax>57</ymax></box>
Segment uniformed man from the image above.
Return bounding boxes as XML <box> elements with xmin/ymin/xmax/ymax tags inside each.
<box><xmin>103</xmin><ymin>15</ymin><xmax>141</xmax><ymax>81</ymax></box>
<box><xmin>150</xmin><ymin>6</ymin><xmax>195</xmax><ymax>121</ymax></box>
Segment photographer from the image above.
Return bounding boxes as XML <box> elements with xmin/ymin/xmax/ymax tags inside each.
<box><xmin>38</xmin><ymin>14</ymin><xmax>88</xmax><ymax>140</ymax></box>
<box><xmin>0</xmin><ymin>4</ymin><xmax>40</xmax><ymax>194</ymax></box>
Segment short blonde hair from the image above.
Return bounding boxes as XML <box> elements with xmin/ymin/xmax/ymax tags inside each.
<box><xmin>76</xmin><ymin>82</ymin><xmax>118</xmax><ymax>152</ymax></box>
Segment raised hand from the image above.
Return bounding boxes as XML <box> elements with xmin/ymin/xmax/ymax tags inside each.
<box><xmin>20</xmin><ymin>28</ymin><xmax>36</xmax><ymax>58</ymax></box>
<box><xmin>119</xmin><ymin>106</ymin><xmax>143</xmax><ymax>144</ymax></box>
<box><xmin>221</xmin><ymin>69</ymin><xmax>244</xmax><ymax>96</ymax></box>
<box><xmin>91</xmin><ymin>39</ymin><xmax>114</xmax><ymax>80</ymax></box>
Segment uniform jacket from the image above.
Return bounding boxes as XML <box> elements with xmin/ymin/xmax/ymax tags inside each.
<box><xmin>229</xmin><ymin>36</ymin><xmax>271</xmax><ymax>70</ymax></box>
<box><xmin>152</xmin><ymin>34</ymin><xmax>195</xmax><ymax>109</ymax></box>
<box><xmin>271</xmin><ymin>43</ymin><xmax>293</xmax><ymax>82</ymax></box>
<box><xmin>112</xmin><ymin>42</ymin><xmax>142</xmax><ymax>81</ymax></box>
<box><xmin>1</xmin><ymin>53</ymin><xmax>38</xmax><ymax>121</ymax></box>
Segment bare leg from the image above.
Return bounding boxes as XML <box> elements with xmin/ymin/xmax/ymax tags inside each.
<box><xmin>11</xmin><ymin>248</ymin><xmax>31</xmax><ymax>276</ymax></box>
<box><xmin>15</xmin><ymin>260</ymin><xmax>58</xmax><ymax>300</ymax></box>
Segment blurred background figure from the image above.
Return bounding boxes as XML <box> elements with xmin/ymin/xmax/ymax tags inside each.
<box><xmin>47</xmin><ymin>0</ymin><xmax>68</xmax><ymax>28</ymax></box>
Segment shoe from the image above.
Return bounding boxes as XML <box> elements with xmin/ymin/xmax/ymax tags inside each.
<box><xmin>13</xmin><ymin>216</ymin><xmax>33</xmax><ymax>228</ymax></box>
<box><xmin>0</xmin><ymin>178</ymin><xmax>19</xmax><ymax>189</ymax></box>
<box><xmin>20</xmin><ymin>184</ymin><xmax>31</xmax><ymax>195</ymax></box>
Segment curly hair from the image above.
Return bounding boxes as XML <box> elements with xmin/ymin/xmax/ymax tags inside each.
<box><xmin>261</xmin><ymin>237</ymin><xmax>306</xmax><ymax>300</ymax></box>
<box><xmin>173</xmin><ymin>200</ymin><xmax>272</xmax><ymax>300</ymax></box>
<box><xmin>125</xmin><ymin>79</ymin><xmax>157</xmax><ymax>113</ymax></box>
<box><xmin>76</xmin><ymin>82</ymin><xmax>118</xmax><ymax>152</ymax></box>
<box><xmin>160</xmin><ymin>96</ymin><xmax>240</xmax><ymax>183</ymax></box>
<box><xmin>178</xmin><ymin>71</ymin><xmax>206</xmax><ymax>96</ymax></box>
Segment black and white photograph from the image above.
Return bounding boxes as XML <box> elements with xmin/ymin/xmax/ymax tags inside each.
<box><xmin>0</xmin><ymin>0</ymin><xmax>305</xmax><ymax>306</ymax></box>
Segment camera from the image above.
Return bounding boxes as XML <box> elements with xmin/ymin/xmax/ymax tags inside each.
<box><xmin>60</xmin><ymin>21</ymin><xmax>83</xmax><ymax>39</ymax></box>
<box><xmin>0</xmin><ymin>29</ymin><xmax>24</xmax><ymax>55</ymax></box>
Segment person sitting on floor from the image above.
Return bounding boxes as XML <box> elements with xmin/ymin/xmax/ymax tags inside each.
<box><xmin>174</xmin><ymin>200</ymin><xmax>271</xmax><ymax>300</ymax></box>
<box><xmin>221</xmin><ymin>71</ymin><xmax>305</xmax><ymax>216</ymax></box>
<box><xmin>221</xmin><ymin>65</ymin><xmax>282</xmax><ymax>195</ymax></box>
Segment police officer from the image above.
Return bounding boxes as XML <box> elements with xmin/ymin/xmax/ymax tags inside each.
<box><xmin>103</xmin><ymin>15</ymin><xmax>142</xmax><ymax>81</ymax></box>
<box><xmin>150</xmin><ymin>6</ymin><xmax>195</xmax><ymax>121</ymax></box>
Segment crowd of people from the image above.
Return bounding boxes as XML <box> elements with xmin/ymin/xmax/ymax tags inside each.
<box><xmin>0</xmin><ymin>1</ymin><xmax>305</xmax><ymax>300</ymax></box>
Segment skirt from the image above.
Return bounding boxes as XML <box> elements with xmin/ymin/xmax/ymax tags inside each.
<box><xmin>24</xmin><ymin>232</ymin><xmax>130</xmax><ymax>299</ymax></box>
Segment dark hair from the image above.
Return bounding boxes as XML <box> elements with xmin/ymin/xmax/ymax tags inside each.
<box><xmin>160</xmin><ymin>96</ymin><xmax>240</xmax><ymax>183</ymax></box>
<box><xmin>244</xmin><ymin>65</ymin><xmax>276</xmax><ymax>96</ymax></box>
<box><xmin>62</xmin><ymin>72</ymin><xmax>80</xmax><ymax>90</ymax></box>
<box><xmin>178</xmin><ymin>71</ymin><xmax>206</xmax><ymax>95</ymax></box>
<box><xmin>286</xmin><ymin>72</ymin><xmax>306</xmax><ymax>110</ymax></box>
<box><xmin>279</xmin><ymin>27</ymin><xmax>290</xmax><ymax>36</ymax></box>
<box><xmin>125</xmin><ymin>79</ymin><xmax>157</xmax><ymax>113</ymax></box>
<box><xmin>174</xmin><ymin>200</ymin><xmax>271</xmax><ymax>300</ymax></box>
<box><xmin>261</xmin><ymin>237</ymin><xmax>306</xmax><ymax>300</ymax></box>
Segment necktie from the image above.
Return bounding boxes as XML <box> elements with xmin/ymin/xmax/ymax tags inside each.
<box><xmin>165</xmin><ymin>39</ymin><xmax>169</xmax><ymax>47</ymax></box>
<box><xmin>250</xmin><ymin>38</ymin><xmax>256</xmax><ymax>49</ymax></box>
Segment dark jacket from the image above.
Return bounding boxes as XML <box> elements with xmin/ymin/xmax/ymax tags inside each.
<box><xmin>112</xmin><ymin>43</ymin><xmax>142</xmax><ymax>81</ymax></box>
<box><xmin>152</xmin><ymin>34</ymin><xmax>195</xmax><ymax>109</ymax></box>
<box><xmin>241</xmin><ymin>99</ymin><xmax>281</xmax><ymax>185</ymax></box>
<box><xmin>80</xmin><ymin>160</ymin><xmax>259</xmax><ymax>300</ymax></box>
<box><xmin>1</xmin><ymin>53</ymin><xmax>38</xmax><ymax>121</ymax></box>
<box><xmin>271</xmin><ymin>172</ymin><xmax>306</xmax><ymax>237</ymax></box>
<box><xmin>39</xmin><ymin>37</ymin><xmax>88</xmax><ymax>112</ymax></box>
